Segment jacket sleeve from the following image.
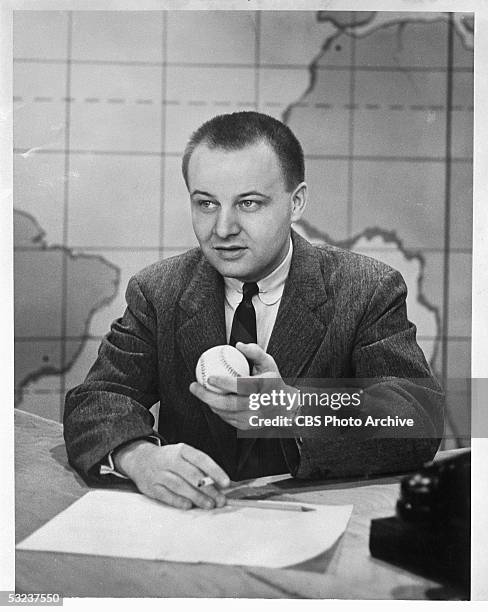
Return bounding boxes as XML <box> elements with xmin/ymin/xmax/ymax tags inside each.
<box><xmin>289</xmin><ymin>268</ymin><xmax>445</xmax><ymax>480</ymax></box>
<box><xmin>63</xmin><ymin>276</ymin><xmax>164</xmax><ymax>483</ymax></box>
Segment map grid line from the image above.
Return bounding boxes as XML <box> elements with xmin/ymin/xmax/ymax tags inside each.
<box><xmin>346</xmin><ymin>20</ymin><xmax>356</xmax><ymax>237</ymax></box>
<box><xmin>59</xmin><ymin>12</ymin><xmax>73</xmax><ymax>420</ymax></box>
<box><xmin>441</xmin><ymin>13</ymin><xmax>461</xmax><ymax>445</ymax></box>
<box><xmin>12</xmin><ymin>57</ymin><xmax>474</xmax><ymax>73</ymax></box>
<box><xmin>159</xmin><ymin>12</ymin><xmax>167</xmax><ymax>261</ymax></box>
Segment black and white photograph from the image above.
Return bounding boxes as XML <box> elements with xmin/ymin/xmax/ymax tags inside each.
<box><xmin>2</xmin><ymin>0</ymin><xmax>487</xmax><ymax>605</ymax></box>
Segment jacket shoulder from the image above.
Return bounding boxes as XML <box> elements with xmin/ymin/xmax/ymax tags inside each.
<box><xmin>311</xmin><ymin>241</ymin><xmax>403</xmax><ymax>283</ymax></box>
<box><xmin>128</xmin><ymin>247</ymin><xmax>203</xmax><ymax>301</ymax></box>
<box><xmin>302</xmin><ymin>239</ymin><xmax>408</xmax><ymax>304</ymax></box>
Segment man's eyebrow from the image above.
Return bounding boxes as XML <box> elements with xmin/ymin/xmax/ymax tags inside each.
<box><xmin>237</xmin><ymin>191</ymin><xmax>270</xmax><ymax>199</ymax></box>
<box><xmin>190</xmin><ymin>190</ymin><xmax>216</xmax><ymax>198</ymax></box>
<box><xmin>190</xmin><ymin>190</ymin><xmax>270</xmax><ymax>199</ymax></box>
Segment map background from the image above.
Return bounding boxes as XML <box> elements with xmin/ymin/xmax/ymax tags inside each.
<box><xmin>13</xmin><ymin>10</ymin><xmax>473</xmax><ymax>446</ymax></box>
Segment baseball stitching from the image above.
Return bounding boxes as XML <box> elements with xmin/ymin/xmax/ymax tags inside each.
<box><xmin>200</xmin><ymin>355</ymin><xmax>208</xmax><ymax>386</ymax></box>
<box><xmin>219</xmin><ymin>346</ymin><xmax>242</xmax><ymax>377</ymax></box>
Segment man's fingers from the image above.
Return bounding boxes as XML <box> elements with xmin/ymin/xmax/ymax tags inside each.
<box><xmin>178</xmin><ymin>459</ymin><xmax>226</xmax><ymax>506</ymax></box>
<box><xmin>189</xmin><ymin>382</ymin><xmax>218</xmax><ymax>403</ymax></box>
<box><xmin>163</xmin><ymin>472</ymin><xmax>218</xmax><ymax>509</ymax></box>
<box><xmin>176</xmin><ymin>459</ymin><xmax>208</xmax><ymax>488</ymax></box>
<box><xmin>145</xmin><ymin>483</ymin><xmax>192</xmax><ymax>510</ymax></box>
<box><xmin>235</xmin><ymin>342</ymin><xmax>278</xmax><ymax>372</ymax></box>
<box><xmin>180</xmin><ymin>444</ymin><xmax>230</xmax><ymax>489</ymax></box>
<box><xmin>207</xmin><ymin>375</ymin><xmax>238</xmax><ymax>394</ymax></box>
<box><xmin>151</xmin><ymin>479</ymin><xmax>225</xmax><ymax>510</ymax></box>
<box><xmin>198</xmin><ymin>484</ymin><xmax>226</xmax><ymax>507</ymax></box>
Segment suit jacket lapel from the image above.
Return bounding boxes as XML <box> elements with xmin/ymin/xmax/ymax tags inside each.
<box><xmin>267</xmin><ymin>230</ymin><xmax>328</xmax><ymax>383</ymax></box>
<box><xmin>176</xmin><ymin>255</ymin><xmax>237</xmax><ymax>475</ymax></box>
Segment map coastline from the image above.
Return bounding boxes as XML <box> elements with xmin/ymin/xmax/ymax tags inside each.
<box><xmin>14</xmin><ymin>209</ymin><xmax>120</xmax><ymax>405</ymax></box>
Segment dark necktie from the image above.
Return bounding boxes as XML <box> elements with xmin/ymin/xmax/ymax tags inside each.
<box><xmin>228</xmin><ymin>282</ymin><xmax>283</xmax><ymax>479</ymax></box>
<box><xmin>229</xmin><ymin>282</ymin><xmax>259</xmax><ymax>347</ymax></box>
<box><xmin>229</xmin><ymin>282</ymin><xmax>259</xmax><ymax>472</ymax></box>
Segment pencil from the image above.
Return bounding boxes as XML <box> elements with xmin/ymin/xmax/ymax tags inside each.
<box><xmin>226</xmin><ymin>499</ymin><xmax>314</xmax><ymax>512</ymax></box>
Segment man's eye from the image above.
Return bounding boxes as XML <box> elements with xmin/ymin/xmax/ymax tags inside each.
<box><xmin>239</xmin><ymin>200</ymin><xmax>260</xmax><ymax>211</ymax></box>
<box><xmin>199</xmin><ymin>200</ymin><xmax>218</xmax><ymax>210</ymax></box>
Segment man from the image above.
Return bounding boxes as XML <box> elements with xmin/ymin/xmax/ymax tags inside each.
<box><xmin>64</xmin><ymin>111</ymin><xmax>444</xmax><ymax>511</ymax></box>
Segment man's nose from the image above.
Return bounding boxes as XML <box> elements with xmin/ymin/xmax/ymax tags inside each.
<box><xmin>214</xmin><ymin>207</ymin><xmax>239</xmax><ymax>239</ymax></box>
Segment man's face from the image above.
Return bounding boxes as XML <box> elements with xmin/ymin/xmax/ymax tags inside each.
<box><xmin>187</xmin><ymin>140</ymin><xmax>306</xmax><ymax>282</ymax></box>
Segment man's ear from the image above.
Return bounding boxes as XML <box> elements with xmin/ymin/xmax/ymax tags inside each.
<box><xmin>290</xmin><ymin>182</ymin><xmax>307</xmax><ymax>223</ymax></box>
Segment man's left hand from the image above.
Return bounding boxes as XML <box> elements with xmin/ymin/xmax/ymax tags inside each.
<box><xmin>189</xmin><ymin>342</ymin><xmax>298</xmax><ymax>430</ymax></box>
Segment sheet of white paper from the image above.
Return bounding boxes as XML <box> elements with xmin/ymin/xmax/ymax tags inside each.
<box><xmin>17</xmin><ymin>490</ymin><xmax>353</xmax><ymax>568</ymax></box>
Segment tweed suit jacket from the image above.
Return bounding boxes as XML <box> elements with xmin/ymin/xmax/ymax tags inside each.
<box><xmin>63</xmin><ymin>231</ymin><xmax>444</xmax><ymax>483</ymax></box>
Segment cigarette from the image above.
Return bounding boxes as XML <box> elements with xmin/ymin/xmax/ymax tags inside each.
<box><xmin>197</xmin><ymin>476</ymin><xmax>215</xmax><ymax>488</ymax></box>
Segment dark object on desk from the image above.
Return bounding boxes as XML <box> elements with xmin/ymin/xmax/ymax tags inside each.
<box><xmin>369</xmin><ymin>449</ymin><xmax>470</xmax><ymax>596</ymax></box>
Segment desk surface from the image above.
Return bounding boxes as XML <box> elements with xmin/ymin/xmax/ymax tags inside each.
<box><xmin>15</xmin><ymin>409</ymin><xmax>463</xmax><ymax>599</ymax></box>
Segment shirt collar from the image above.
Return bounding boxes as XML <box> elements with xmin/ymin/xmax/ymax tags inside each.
<box><xmin>224</xmin><ymin>238</ymin><xmax>293</xmax><ymax>308</ymax></box>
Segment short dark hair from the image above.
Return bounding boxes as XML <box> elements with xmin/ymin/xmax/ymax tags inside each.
<box><xmin>181</xmin><ymin>111</ymin><xmax>305</xmax><ymax>192</ymax></box>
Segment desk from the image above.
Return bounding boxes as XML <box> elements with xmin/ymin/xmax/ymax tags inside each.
<box><xmin>15</xmin><ymin>409</ymin><xmax>463</xmax><ymax>599</ymax></box>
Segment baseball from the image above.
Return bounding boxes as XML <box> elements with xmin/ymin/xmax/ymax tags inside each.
<box><xmin>196</xmin><ymin>345</ymin><xmax>250</xmax><ymax>394</ymax></box>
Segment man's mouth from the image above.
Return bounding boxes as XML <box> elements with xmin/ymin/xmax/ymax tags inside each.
<box><xmin>214</xmin><ymin>245</ymin><xmax>246</xmax><ymax>251</ymax></box>
<box><xmin>213</xmin><ymin>245</ymin><xmax>247</xmax><ymax>259</ymax></box>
